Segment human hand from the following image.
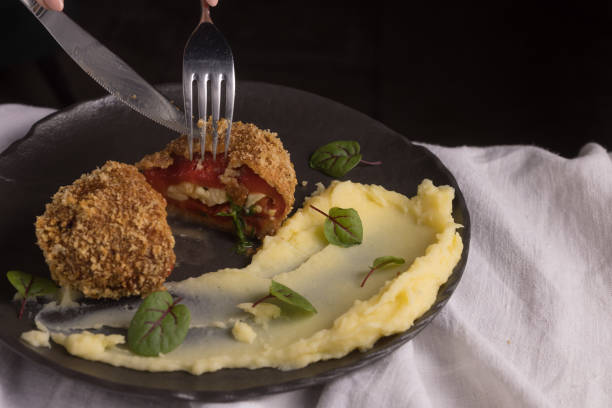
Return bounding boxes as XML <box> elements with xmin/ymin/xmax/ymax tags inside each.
<box><xmin>34</xmin><ymin>0</ymin><xmax>63</xmax><ymax>11</ymax></box>
<box><xmin>35</xmin><ymin>0</ymin><xmax>219</xmax><ymax>12</ymax></box>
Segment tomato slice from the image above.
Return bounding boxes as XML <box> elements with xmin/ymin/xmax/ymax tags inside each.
<box><xmin>238</xmin><ymin>166</ymin><xmax>285</xmax><ymax>216</ymax></box>
<box><xmin>144</xmin><ymin>153</ymin><xmax>227</xmax><ymax>193</ymax></box>
<box><xmin>142</xmin><ymin>154</ymin><xmax>285</xmax><ymax>236</ymax></box>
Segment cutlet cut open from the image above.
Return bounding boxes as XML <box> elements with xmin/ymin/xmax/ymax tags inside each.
<box><xmin>136</xmin><ymin>120</ymin><xmax>297</xmax><ymax>240</ymax></box>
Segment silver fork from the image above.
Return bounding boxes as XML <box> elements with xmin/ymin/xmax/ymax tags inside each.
<box><xmin>183</xmin><ymin>0</ymin><xmax>235</xmax><ymax>161</ymax></box>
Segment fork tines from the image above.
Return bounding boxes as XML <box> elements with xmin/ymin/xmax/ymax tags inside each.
<box><xmin>183</xmin><ymin>71</ymin><xmax>235</xmax><ymax>162</ymax></box>
<box><xmin>182</xmin><ymin>7</ymin><xmax>235</xmax><ymax>163</ymax></box>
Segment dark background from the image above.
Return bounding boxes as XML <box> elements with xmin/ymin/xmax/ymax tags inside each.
<box><xmin>1</xmin><ymin>0</ymin><xmax>610</xmax><ymax>157</ymax></box>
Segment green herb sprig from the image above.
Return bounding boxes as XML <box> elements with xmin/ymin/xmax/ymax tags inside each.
<box><xmin>6</xmin><ymin>270</ymin><xmax>58</xmax><ymax>319</ymax></box>
<box><xmin>127</xmin><ymin>291</ymin><xmax>190</xmax><ymax>357</ymax></box>
<box><xmin>252</xmin><ymin>280</ymin><xmax>317</xmax><ymax>313</ymax></box>
<box><xmin>360</xmin><ymin>256</ymin><xmax>406</xmax><ymax>287</ymax></box>
<box><xmin>310</xmin><ymin>205</ymin><xmax>363</xmax><ymax>247</ymax></box>
<box><xmin>309</xmin><ymin>140</ymin><xmax>381</xmax><ymax>178</ymax></box>
<box><xmin>217</xmin><ymin>202</ymin><xmax>257</xmax><ymax>255</ymax></box>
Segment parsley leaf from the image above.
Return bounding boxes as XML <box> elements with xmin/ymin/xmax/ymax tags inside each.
<box><xmin>217</xmin><ymin>202</ymin><xmax>257</xmax><ymax>255</ymax></box>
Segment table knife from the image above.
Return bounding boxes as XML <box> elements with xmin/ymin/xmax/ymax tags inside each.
<box><xmin>19</xmin><ymin>0</ymin><xmax>188</xmax><ymax>135</ymax></box>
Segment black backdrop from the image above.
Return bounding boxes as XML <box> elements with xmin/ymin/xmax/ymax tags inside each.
<box><xmin>1</xmin><ymin>0</ymin><xmax>611</xmax><ymax>157</ymax></box>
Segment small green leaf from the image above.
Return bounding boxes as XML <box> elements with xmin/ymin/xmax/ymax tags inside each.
<box><xmin>7</xmin><ymin>270</ymin><xmax>58</xmax><ymax>298</ymax></box>
<box><xmin>127</xmin><ymin>291</ymin><xmax>190</xmax><ymax>357</ymax></box>
<box><xmin>7</xmin><ymin>270</ymin><xmax>58</xmax><ymax>319</ymax></box>
<box><xmin>310</xmin><ymin>205</ymin><xmax>363</xmax><ymax>247</ymax></box>
<box><xmin>323</xmin><ymin>207</ymin><xmax>363</xmax><ymax>247</ymax></box>
<box><xmin>361</xmin><ymin>256</ymin><xmax>406</xmax><ymax>287</ymax></box>
<box><xmin>269</xmin><ymin>281</ymin><xmax>317</xmax><ymax>313</ymax></box>
<box><xmin>371</xmin><ymin>256</ymin><xmax>405</xmax><ymax>269</ymax></box>
<box><xmin>217</xmin><ymin>202</ymin><xmax>257</xmax><ymax>255</ymax></box>
<box><xmin>309</xmin><ymin>141</ymin><xmax>362</xmax><ymax>178</ymax></box>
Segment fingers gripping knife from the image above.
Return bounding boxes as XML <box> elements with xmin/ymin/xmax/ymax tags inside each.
<box><xmin>182</xmin><ymin>0</ymin><xmax>236</xmax><ymax>161</ymax></box>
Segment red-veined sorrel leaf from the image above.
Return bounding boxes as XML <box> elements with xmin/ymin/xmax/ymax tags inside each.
<box><xmin>309</xmin><ymin>141</ymin><xmax>381</xmax><ymax>178</ymax></box>
<box><xmin>6</xmin><ymin>270</ymin><xmax>58</xmax><ymax>319</ymax></box>
<box><xmin>252</xmin><ymin>280</ymin><xmax>317</xmax><ymax>314</ymax></box>
<box><xmin>127</xmin><ymin>291</ymin><xmax>190</xmax><ymax>357</ymax></box>
<box><xmin>311</xmin><ymin>205</ymin><xmax>363</xmax><ymax>247</ymax></box>
<box><xmin>360</xmin><ymin>256</ymin><xmax>406</xmax><ymax>287</ymax></box>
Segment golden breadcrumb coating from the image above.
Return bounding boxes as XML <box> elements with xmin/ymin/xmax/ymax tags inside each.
<box><xmin>135</xmin><ymin>119</ymin><xmax>297</xmax><ymax>221</ymax></box>
<box><xmin>35</xmin><ymin>161</ymin><xmax>175</xmax><ymax>299</ymax></box>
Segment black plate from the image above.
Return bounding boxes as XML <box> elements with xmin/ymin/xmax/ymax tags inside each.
<box><xmin>0</xmin><ymin>82</ymin><xmax>470</xmax><ymax>402</ymax></box>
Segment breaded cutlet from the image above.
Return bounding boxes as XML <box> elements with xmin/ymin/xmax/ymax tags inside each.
<box><xmin>136</xmin><ymin>119</ymin><xmax>297</xmax><ymax>239</ymax></box>
<box><xmin>35</xmin><ymin>161</ymin><xmax>175</xmax><ymax>299</ymax></box>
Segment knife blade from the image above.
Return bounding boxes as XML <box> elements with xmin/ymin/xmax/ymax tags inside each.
<box><xmin>19</xmin><ymin>0</ymin><xmax>188</xmax><ymax>135</ymax></box>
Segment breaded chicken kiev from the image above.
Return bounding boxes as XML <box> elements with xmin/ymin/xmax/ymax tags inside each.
<box><xmin>136</xmin><ymin>119</ymin><xmax>297</xmax><ymax>239</ymax></box>
<box><xmin>35</xmin><ymin>161</ymin><xmax>175</xmax><ymax>299</ymax></box>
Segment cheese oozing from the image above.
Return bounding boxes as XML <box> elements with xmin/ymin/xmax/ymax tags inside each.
<box><xmin>165</xmin><ymin>181</ymin><xmax>266</xmax><ymax>209</ymax></box>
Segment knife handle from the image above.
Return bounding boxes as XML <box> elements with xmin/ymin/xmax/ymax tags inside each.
<box><xmin>19</xmin><ymin>0</ymin><xmax>50</xmax><ymax>18</ymax></box>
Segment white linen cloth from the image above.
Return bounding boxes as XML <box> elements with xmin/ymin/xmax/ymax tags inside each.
<box><xmin>0</xmin><ymin>104</ymin><xmax>610</xmax><ymax>408</ymax></box>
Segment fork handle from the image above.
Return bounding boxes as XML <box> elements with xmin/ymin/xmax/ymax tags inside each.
<box><xmin>200</xmin><ymin>0</ymin><xmax>213</xmax><ymax>24</ymax></box>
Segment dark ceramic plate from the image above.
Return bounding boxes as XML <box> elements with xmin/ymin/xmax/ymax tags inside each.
<box><xmin>0</xmin><ymin>82</ymin><xmax>469</xmax><ymax>402</ymax></box>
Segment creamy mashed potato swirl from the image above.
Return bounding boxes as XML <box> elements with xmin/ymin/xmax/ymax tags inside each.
<box><xmin>36</xmin><ymin>179</ymin><xmax>463</xmax><ymax>374</ymax></box>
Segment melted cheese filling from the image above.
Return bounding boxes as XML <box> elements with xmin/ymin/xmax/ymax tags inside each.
<box><xmin>166</xmin><ymin>181</ymin><xmax>266</xmax><ymax>209</ymax></box>
<box><xmin>34</xmin><ymin>179</ymin><xmax>463</xmax><ymax>374</ymax></box>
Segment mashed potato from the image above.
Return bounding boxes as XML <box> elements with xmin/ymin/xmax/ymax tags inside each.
<box><xmin>38</xmin><ymin>179</ymin><xmax>463</xmax><ymax>374</ymax></box>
